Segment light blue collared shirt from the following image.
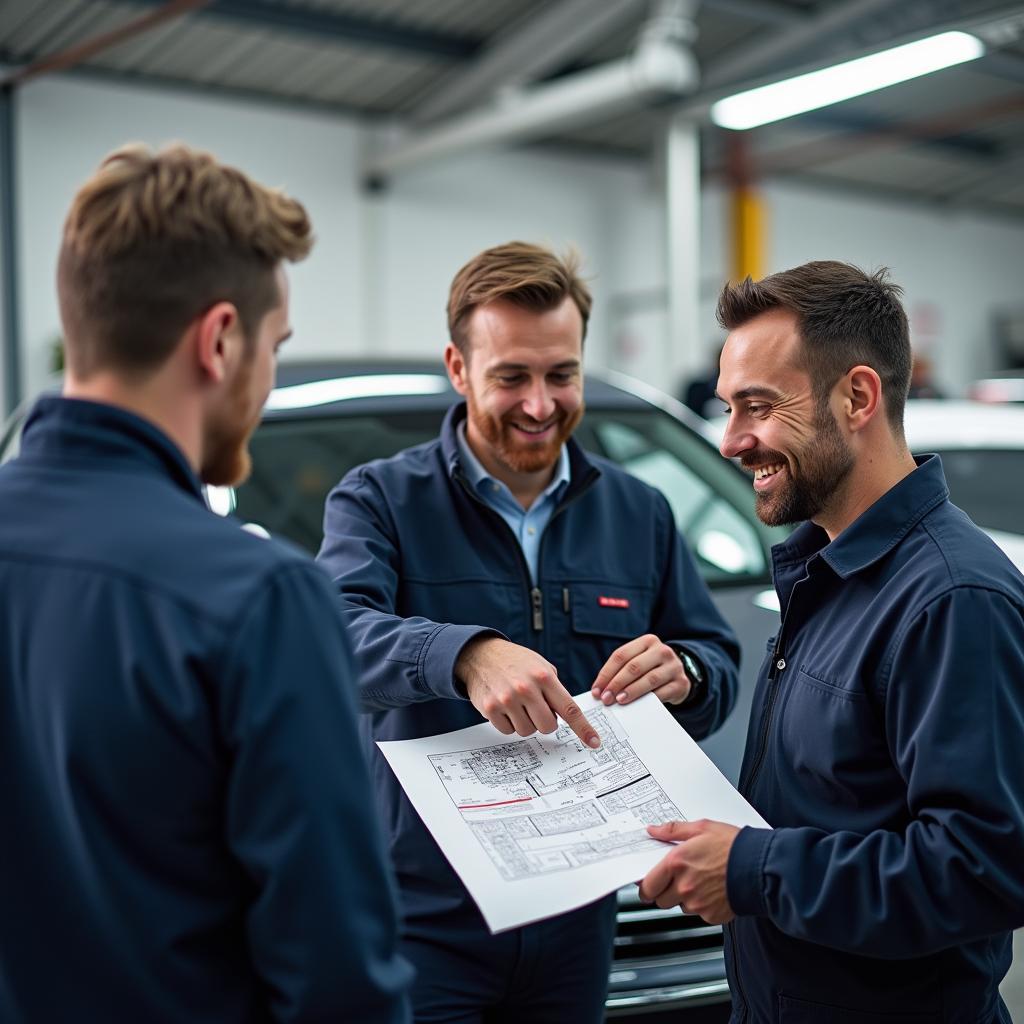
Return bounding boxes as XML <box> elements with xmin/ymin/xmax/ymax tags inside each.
<box><xmin>456</xmin><ymin>422</ymin><xmax>570</xmax><ymax>584</ymax></box>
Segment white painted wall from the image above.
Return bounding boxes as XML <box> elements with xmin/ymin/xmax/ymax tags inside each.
<box><xmin>8</xmin><ymin>69</ymin><xmax>1024</xmax><ymax>415</ymax></box>
<box><xmin>16</xmin><ymin>74</ymin><xmax>365</xmax><ymax>401</ymax></box>
<box><xmin>12</xmin><ymin>73</ymin><xmax>630</xmax><ymax>407</ymax></box>
<box><xmin>765</xmin><ymin>183</ymin><xmax>1024</xmax><ymax>396</ymax></box>
<box><xmin>600</xmin><ymin>176</ymin><xmax>1024</xmax><ymax>401</ymax></box>
<box><xmin>359</xmin><ymin>144</ymin><xmax>625</xmax><ymax>370</ymax></box>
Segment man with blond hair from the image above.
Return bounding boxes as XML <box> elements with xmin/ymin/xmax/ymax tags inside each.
<box><xmin>317</xmin><ymin>241</ymin><xmax>739</xmax><ymax>1022</ymax></box>
<box><xmin>0</xmin><ymin>144</ymin><xmax>411</xmax><ymax>1023</ymax></box>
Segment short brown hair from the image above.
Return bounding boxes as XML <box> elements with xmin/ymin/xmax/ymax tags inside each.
<box><xmin>58</xmin><ymin>142</ymin><xmax>313</xmax><ymax>378</ymax></box>
<box><xmin>446</xmin><ymin>241</ymin><xmax>592</xmax><ymax>354</ymax></box>
<box><xmin>716</xmin><ymin>261</ymin><xmax>911</xmax><ymax>431</ymax></box>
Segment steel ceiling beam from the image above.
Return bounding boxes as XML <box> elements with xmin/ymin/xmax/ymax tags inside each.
<box><xmin>702</xmin><ymin>0</ymin><xmax>912</xmax><ymax>90</ymax></box>
<box><xmin>1</xmin><ymin>0</ymin><xmax>212</xmax><ymax>87</ymax></box>
<box><xmin>770</xmin><ymin>168</ymin><xmax>1024</xmax><ymax>218</ymax></box>
<box><xmin>699</xmin><ymin>0</ymin><xmax>806</xmax><ymax>26</ymax></box>
<box><xmin>411</xmin><ymin>0</ymin><xmax>646</xmax><ymax>124</ymax></box>
<box><xmin>0</xmin><ymin>52</ymin><xmax>374</xmax><ymax>118</ymax></box>
<box><xmin>800</xmin><ymin>109</ymin><xmax>1002</xmax><ymax>159</ymax></box>
<box><xmin>978</xmin><ymin>49</ymin><xmax>1024</xmax><ymax>84</ymax></box>
<box><xmin>932</xmin><ymin>146</ymin><xmax>1024</xmax><ymax>203</ymax></box>
<box><xmin>110</xmin><ymin>0</ymin><xmax>482</xmax><ymax>60</ymax></box>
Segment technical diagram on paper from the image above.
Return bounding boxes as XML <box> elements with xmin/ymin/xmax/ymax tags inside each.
<box><xmin>378</xmin><ymin>691</ymin><xmax>769</xmax><ymax>933</ymax></box>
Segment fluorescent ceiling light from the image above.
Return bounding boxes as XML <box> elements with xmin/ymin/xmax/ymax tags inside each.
<box><xmin>265</xmin><ymin>373</ymin><xmax>449</xmax><ymax>411</ymax></box>
<box><xmin>711</xmin><ymin>31</ymin><xmax>985</xmax><ymax>131</ymax></box>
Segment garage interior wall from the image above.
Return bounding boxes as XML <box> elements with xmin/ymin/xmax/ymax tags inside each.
<box><xmin>13</xmin><ymin>71</ymin><xmax>1024</xmax><ymax>406</ymax></box>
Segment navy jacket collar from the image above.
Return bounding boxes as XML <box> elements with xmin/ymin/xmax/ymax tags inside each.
<box><xmin>21</xmin><ymin>396</ymin><xmax>205</xmax><ymax>503</ymax></box>
<box><xmin>439</xmin><ymin>401</ymin><xmax>601</xmax><ymax>503</ymax></box>
<box><xmin>772</xmin><ymin>454</ymin><xmax>950</xmax><ymax>581</ymax></box>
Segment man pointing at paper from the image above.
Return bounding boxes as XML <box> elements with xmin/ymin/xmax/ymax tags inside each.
<box><xmin>317</xmin><ymin>241</ymin><xmax>739</xmax><ymax>1023</ymax></box>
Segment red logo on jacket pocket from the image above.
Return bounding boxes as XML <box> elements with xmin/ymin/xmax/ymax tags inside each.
<box><xmin>598</xmin><ymin>596</ymin><xmax>630</xmax><ymax>608</ymax></box>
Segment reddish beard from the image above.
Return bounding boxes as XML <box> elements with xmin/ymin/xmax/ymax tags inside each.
<box><xmin>467</xmin><ymin>395</ymin><xmax>584</xmax><ymax>474</ymax></box>
<box><xmin>200</xmin><ymin>357</ymin><xmax>261</xmax><ymax>487</ymax></box>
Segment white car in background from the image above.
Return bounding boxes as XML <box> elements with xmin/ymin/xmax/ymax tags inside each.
<box><xmin>705</xmin><ymin>400</ymin><xmax>1024</xmax><ymax>574</ymax></box>
<box><xmin>902</xmin><ymin>400</ymin><xmax>1024</xmax><ymax>573</ymax></box>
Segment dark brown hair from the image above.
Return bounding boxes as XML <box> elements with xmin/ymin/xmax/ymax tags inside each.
<box><xmin>716</xmin><ymin>260</ymin><xmax>911</xmax><ymax>430</ymax></box>
<box><xmin>58</xmin><ymin>142</ymin><xmax>313</xmax><ymax>378</ymax></box>
<box><xmin>446</xmin><ymin>241</ymin><xmax>592</xmax><ymax>354</ymax></box>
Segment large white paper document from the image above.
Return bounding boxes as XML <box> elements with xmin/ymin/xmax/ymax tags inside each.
<box><xmin>377</xmin><ymin>691</ymin><xmax>769</xmax><ymax>933</ymax></box>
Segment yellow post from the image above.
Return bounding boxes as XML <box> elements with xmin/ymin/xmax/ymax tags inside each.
<box><xmin>731</xmin><ymin>186</ymin><xmax>765</xmax><ymax>283</ymax></box>
<box><xmin>726</xmin><ymin>133</ymin><xmax>766</xmax><ymax>283</ymax></box>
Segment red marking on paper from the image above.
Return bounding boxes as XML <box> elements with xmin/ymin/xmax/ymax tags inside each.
<box><xmin>457</xmin><ymin>796</ymin><xmax>533</xmax><ymax>810</ymax></box>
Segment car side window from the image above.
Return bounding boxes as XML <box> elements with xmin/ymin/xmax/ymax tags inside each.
<box><xmin>228</xmin><ymin>403</ymin><xmax>780</xmax><ymax>583</ymax></box>
<box><xmin>581</xmin><ymin>415</ymin><xmax>772</xmax><ymax>583</ymax></box>
<box><xmin>235</xmin><ymin>411</ymin><xmax>446</xmax><ymax>552</ymax></box>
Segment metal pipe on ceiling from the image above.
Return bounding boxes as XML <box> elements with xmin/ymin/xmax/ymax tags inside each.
<box><xmin>411</xmin><ymin>0</ymin><xmax>647</xmax><ymax>125</ymax></box>
<box><xmin>365</xmin><ymin>0</ymin><xmax>699</xmax><ymax>186</ymax></box>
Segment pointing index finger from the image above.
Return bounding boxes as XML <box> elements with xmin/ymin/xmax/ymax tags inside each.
<box><xmin>551</xmin><ymin>684</ymin><xmax>601</xmax><ymax>748</ymax></box>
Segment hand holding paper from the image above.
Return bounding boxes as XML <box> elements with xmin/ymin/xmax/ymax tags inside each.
<box><xmin>641</xmin><ymin>819</ymin><xmax>740</xmax><ymax>924</ymax></box>
<box><xmin>378</xmin><ymin>690</ymin><xmax>767</xmax><ymax>933</ymax></box>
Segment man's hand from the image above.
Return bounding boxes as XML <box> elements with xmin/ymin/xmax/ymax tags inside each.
<box><xmin>591</xmin><ymin>634</ymin><xmax>690</xmax><ymax>706</ymax></box>
<box><xmin>457</xmin><ymin>637</ymin><xmax>601</xmax><ymax>749</ymax></box>
<box><xmin>639</xmin><ymin>819</ymin><xmax>739</xmax><ymax>924</ymax></box>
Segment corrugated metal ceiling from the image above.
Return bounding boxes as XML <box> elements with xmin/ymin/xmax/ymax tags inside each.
<box><xmin>1</xmin><ymin>0</ymin><xmax>1022</xmax><ymax>214</ymax></box>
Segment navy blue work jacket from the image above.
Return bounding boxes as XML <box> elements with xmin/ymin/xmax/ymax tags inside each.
<box><xmin>0</xmin><ymin>397</ymin><xmax>411</xmax><ymax>1024</ymax></box>
<box><xmin>725</xmin><ymin>455</ymin><xmax>1024</xmax><ymax>1023</ymax></box>
<box><xmin>317</xmin><ymin>402</ymin><xmax>740</xmax><ymax>921</ymax></box>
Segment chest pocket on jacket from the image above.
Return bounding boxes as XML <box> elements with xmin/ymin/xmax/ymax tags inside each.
<box><xmin>558</xmin><ymin>582</ymin><xmax>653</xmax><ymax>688</ymax></box>
<box><xmin>779</xmin><ymin>666</ymin><xmax>893</xmax><ymax>816</ymax></box>
<box><xmin>569</xmin><ymin>583</ymin><xmax>653</xmax><ymax>640</ymax></box>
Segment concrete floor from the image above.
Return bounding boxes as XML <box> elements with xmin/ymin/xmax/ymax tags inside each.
<box><xmin>1000</xmin><ymin>930</ymin><xmax>1024</xmax><ymax>1019</ymax></box>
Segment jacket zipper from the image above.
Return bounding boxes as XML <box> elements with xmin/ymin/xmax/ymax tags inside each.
<box><xmin>453</xmin><ymin>467</ymin><xmax>598</xmax><ymax>645</ymax></box>
<box><xmin>725</xmin><ymin>919</ymin><xmax>747</xmax><ymax>1019</ymax></box>
<box><xmin>531</xmin><ymin>587</ymin><xmax>544</xmax><ymax>630</ymax></box>
<box><xmin>740</xmin><ymin>569</ymin><xmax>807</xmax><ymax>795</ymax></box>
<box><xmin>731</xmin><ymin>567</ymin><xmax>809</xmax><ymax>1020</ymax></box>
<box><xmin>532</xmin><ymin>485</ymin><xmax>595</xmax><ymax>635</ymax></box>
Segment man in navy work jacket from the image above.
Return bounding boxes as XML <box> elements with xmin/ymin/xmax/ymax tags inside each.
<box><xmin>317</xmin><ymin>241</ymin><xmax>740</xmax><ymax>1022</ymax></box>
<box><xmin>639</xmin><ymin>260</ymin><xmax>1024</xmax><ymax>1022</ymax></box>
<box><xmin>0</xmin><ymin>144</ymin><xmax>411</xmax><ymax>1023</ymax></box>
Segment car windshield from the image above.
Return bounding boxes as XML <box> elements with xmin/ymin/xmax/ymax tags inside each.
<box><xmin>930</xmin><ymin>449</ymin><xmax>1024</xmax><ymax>535</ymax></box>
<box><xmin>235</xmin><ymin>405</ymin><xmax>784</xmax><ymax>585</ymax></box>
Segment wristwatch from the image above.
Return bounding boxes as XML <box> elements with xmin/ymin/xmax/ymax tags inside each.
<box><xmin>675</xmin><ymin>647</ymin><xmax>706</xmax><ymax>706</ymax></box>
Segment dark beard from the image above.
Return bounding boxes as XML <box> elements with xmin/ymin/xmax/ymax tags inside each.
<box><xmin>745</xmin><ymin>405</ymin><xmax>854</xmax><ymax>526</ymax></box>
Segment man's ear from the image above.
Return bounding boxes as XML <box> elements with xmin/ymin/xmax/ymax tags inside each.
<box><xmin>839</xmin><ymin>364</ymin><xmax>883</xmax><ymax>433</ymax></box>
<box><xmin>444</xmin><ymin>342</ymin><xmax>469</xmax><ymax>396</ymax></box>
<box><xmin>194</xmin><ymin>302</ymin><xmax>240</xmax><ymax>385</ymax></box>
